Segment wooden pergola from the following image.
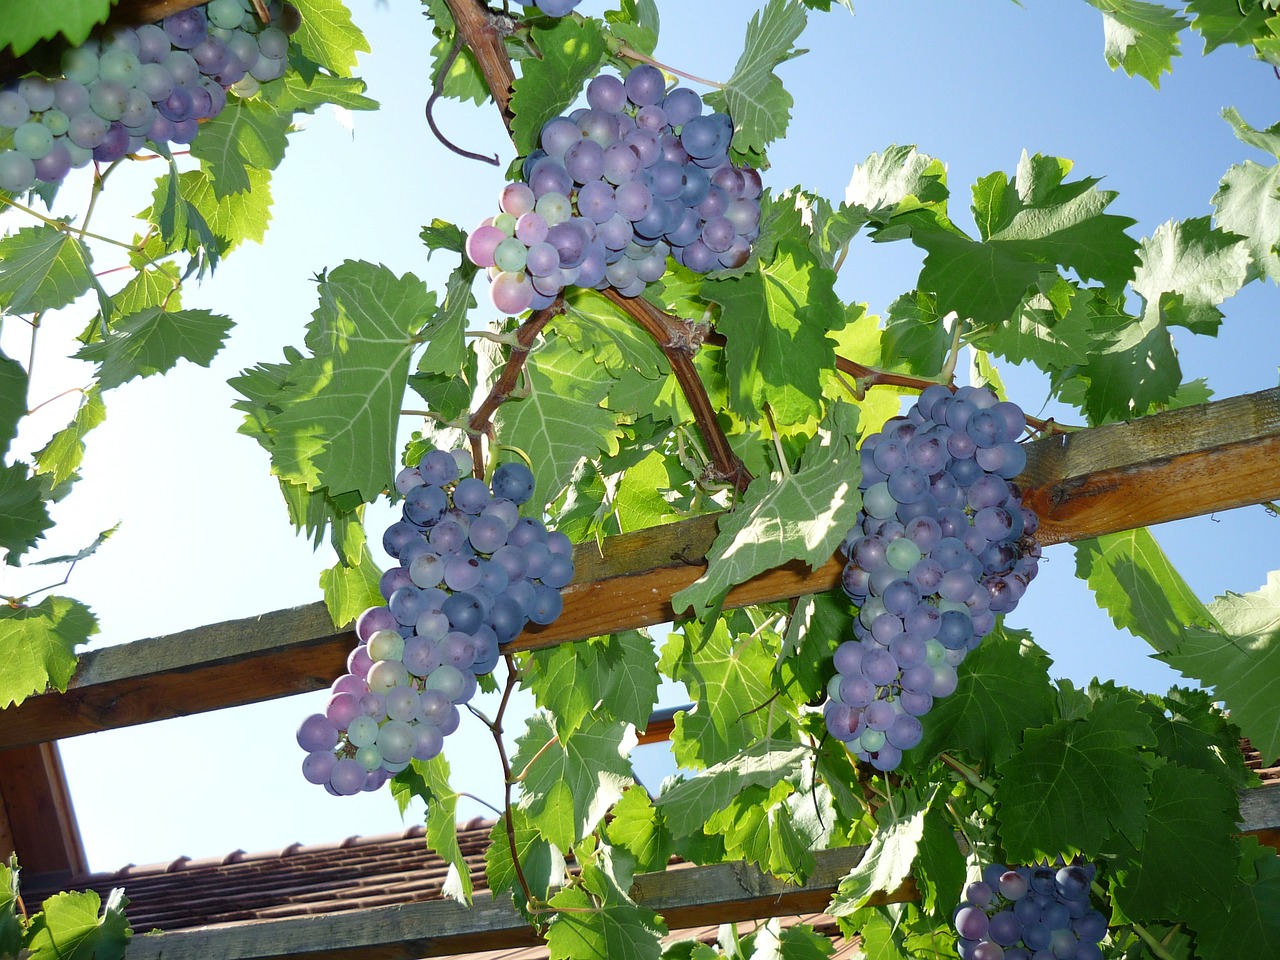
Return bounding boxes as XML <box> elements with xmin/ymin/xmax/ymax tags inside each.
<box><xmin>2</xmin><ymin>388</ymin><xmax>1280</xmax><ymax>957</ymax></box>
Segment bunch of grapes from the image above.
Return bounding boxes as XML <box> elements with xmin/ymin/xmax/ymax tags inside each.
<box><xmin>465</xmin><ymin>64</ymin><xmax>762</xmax><ymax>314</ymax></box>
<box><xmin>295</xmin><ymin>449</ymin><xmax>575</xmax><ymax>796</ymax></box>
<box><xmin>0</xmin><ymin>0</ymin><xmax>299</xmax><ymax>194</ymax></box>
<box><xmin>955</xmin><ymin>861</ymin><xmax>1108</xmax><ymax>960</ymax></box>
<box><xmin>519</xmin><ymin>0</ymin><xmax>582</xmax><ymax>15</ymax></box>
<box><xmin>823</xmin><ymin>384</ymin><xmax>1041</xmax><ymax>771</ymax></box>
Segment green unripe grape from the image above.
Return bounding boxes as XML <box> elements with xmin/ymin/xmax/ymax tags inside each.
<box><xmin>62</xmin><ymin>47</ymin><xmax>100</xmax><ymax>85</ymax></box>
<box><xmin>41</xmin><ymin>109</ymin><xmax>70</xmax><ymax>137</ymax></box>
<box><xmin>13</xmin><ymin>122</ymin><xmax>53</xmax><ymax>160</ymax></box>
<box><xmin>231</xmin><ymin>75</ymin><xmax>260</xmax><ymax>99</ymax></box>
<box><xmin>0</xmin><ymin>152</ymin><xmax>36</xmax><ymax>193</ymax></box>
<box><xmin>860</xmin><ymin>728</ymin><xmax>887</xmax><ymax>752</ymax></box>
<box><xmin>492</xmin><ymin>212</ymin><xmax>517</xmax><ymax>237</ymax></box>
<box><xmin>858</xmin><ymin>596</ymin><xmax>887</xmax><ymax>629</ymax></box>
<box><xmin>826</xmin><ymin>673</ymin><xmax>844</xmax><ymax>701</ymax></box>
<box><xmin>886</xmin><ymin>537</ymin><xmax>921</xmax><ymax>572</ymax></box>
<box><xmin>366</xmin><ymin>659</ymin><xmax>409</xmax><ymax>693</ymax></box>
<box><xmin>493</xmin><ymin>237</ymin><xmax>528</xmax><ymax>272</ymax></box>
<box><xmin>346</xmin><ymin>714</ymin><xmax>379</xmax><ymax>748</ymax></box>
<box><xmin>208</xmin><ymin>0</ymin><xmax>247</xmax><ymax>29</ymax></box>
<box><xmin>354</xmin><ymin>743</ymin><xmax>383</xmax><ymax>771</ymax></box>
<box><xmin>65</xmin><ymin>140</ymin><xmax>93</xmax><ymax>169</ymax></box>
<box><xmin>863</xmin><ymin>481</ymin><xmax>897</xmax><ymax>519</ymax></box>
<box><xmin>924</xmin><ymin>637</ymin><xmax>946</xmax><ymax>667</ymax></box>
<box><xmin>367</xmin><ymin>629</ymin><xmax>405</xmax><ymax>662</ymax></box>
<box><xmin>98</xmin><ymin>48</ymin><xmax>141</xmax><ymax>87</ymax></box>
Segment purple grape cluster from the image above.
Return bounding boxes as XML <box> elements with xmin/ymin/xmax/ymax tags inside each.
<box><xmin>0</xmin><ymin>0</ymin><xmax>298</xmax><ymax>194</ymax></box>
<box><xmin>823</xmin><ymin>384</ymin><xmax>1041</xmax><ymax>771</ymax></box>
<box><xmin>295</xmin><ymin>449</ymin><xmax>575</xmax><ymax>796</ymax></box>
<box><xmin>519</xmin><ymin>0</ymin><xmax>582</xmax><ymax>15</ymax></box>
<box><xmin>955</xmin><ymin>861</ymin><xmax>1108</xmax><ymax>960</ymax></box>
<box><xmin>465</xmin><ymin>64</ymin><xmax>762</xmax><ymax>314</ymax></box>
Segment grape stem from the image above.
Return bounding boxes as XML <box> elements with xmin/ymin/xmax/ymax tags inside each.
<box><xmin>486</xmin><ymin>654</ymin><xmax>541</xmax><ymax>914</ymax></box>
<box><xmin>614</xmin><ymin>43</ymin><xmax>726</xmax><ymax>90</ymax></box>
<box><xmin>939</xmin><ymin>752</ymin><xmax>996</xmax><ymax>797</ymax></box>
<box><xmin>763</xmin><ymin>404</ymin><xmax>791</xmax><ymax>478</ymax></box>
<box><xmin>511</xmin><ymin>733</ymin><xmax>560</xmax><ymax>784</ymax></box>
<box><xmin>465</xmin><ymin>329</ymin><xmax>522</xmax><ymax>346</ymax></box>
<box><xmin>26</xmin><ymin>386</ymin><xmax>87</xmax><ymax>417</ymax></box>
<box><xmin>0</xmin><ymin>195</ymin><xmax>152</xmax><ymax>257</ymax></box>
<box><xmin>424</xmin><ymin>32</ymin><xmax>501</xmax><ymax>166</ymax></box>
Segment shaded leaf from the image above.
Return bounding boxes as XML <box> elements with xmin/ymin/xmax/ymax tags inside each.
<box><xmin>77</xmin><ymin>308</ymin><xmax>234</xmax><ymax>390</ymax></box>
<box><xmin>0</xmin><ymin>225</ymin><xmax>94</xmax><ymax>315</ymax></box>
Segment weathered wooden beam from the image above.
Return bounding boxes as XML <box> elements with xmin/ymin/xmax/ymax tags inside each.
<box><xmin>0</xmin><ymin>743</ymin><xmax>87</xmax><ymax>879</ymax></box>
<box><xmin>2</xmin><ymin>388</ymin><xmax>1279</xmax><ymax>750</ymax></box>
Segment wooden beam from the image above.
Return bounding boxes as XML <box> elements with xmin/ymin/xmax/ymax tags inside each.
<box><xmin>1</xmin><ymin>388</ymin><xmax>1279</xmax><ymax>749</ymax></box>
<box><xmin>0</xmin><ymin>744</ymin><xmax>87</xmax><ymax>879</ymax></box>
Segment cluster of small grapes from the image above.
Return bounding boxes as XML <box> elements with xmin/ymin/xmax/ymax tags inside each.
<box><xmin>823</xmin><ymin>384</ymin><xmax>1041</xmax><ymax>771</ymax></box>
<box><xmin>465</xmin><ymin>64</ymin><xmax>762</xmax><ymax>314</ymax></box>
<box><xmin>295</xmin><ymin>449</ymin><xmax>575</xmax><ymax>796</ymax></box>
<box><xmin>0</xmin><ymin>0</ymin><xmax>298</xmax><ymax>194</ymax></box>
<box><xmin>519</xmin><ymin>0</ymin><xmax>582</xmax><ymax>15</ymax></box>
<box><xmin>955</xmin><ymin>861</ymin><xmax>1108</xmax><ymax>960</ymax></box>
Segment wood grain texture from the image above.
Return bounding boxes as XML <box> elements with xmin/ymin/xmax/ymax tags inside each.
<box><xmin>0</xmin><ymin>744</ymin><xmax>87</xmax><ymax>879</ymax></box>
<box><xmin>2</xmin><ymin>389</ymin><xmax>1280</xmax><ymax>749</ymax></box>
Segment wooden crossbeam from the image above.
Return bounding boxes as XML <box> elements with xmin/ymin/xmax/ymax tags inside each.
<box><xmin>1</xmin><ymin>388</ymin><xmax>1279</xmax><ymax>750</ymax></box>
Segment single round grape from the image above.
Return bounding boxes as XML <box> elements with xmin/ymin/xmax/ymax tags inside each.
<box><xmin>367</xmin><ymin>658</ymin><xmax>410</xmax><ymax>693</ymax></box>
<box><xmin>413</xmin><ymin>724</ymin><xmax>444</xmax><ymax>761</ymax></box>
<box><xmin>0</xmin><ymin>152</ymin><xmax>36</xmax><ymax>193</ymax></box>
<box><xmin>491</xmin><ymin>462</ymin><xmax>535</xmax><ymax>504</ymax></box>
<box><xmin>624</xmin><ymin>64</ymin><xmax>665</xmax><ymax>106</ymax></box>
<box><xmin>329</xmin><ymin>757</ymin><xmax>367</xmax><ymax>795</ymax></box>
<box><xmin>33</xmin><ymin>143</ymin><xmax>72</xmax><ymax>184</ymax></box>
<box><xmin>490</xmin><ymin>270</ymin><xmax>534</xmax><ymax>314</ymax></box>
<box><xmin>296</xmin><ymin>713</ymin><xmax>339</xmax><ymax>751</ymax></box>
<box><xmin>423</xmin><ymin>663</ymin><xmax>466</xmax><ymax>701</ymax></box>
<box><xmin>346</xmin><ymin>714</ymin><xmax>380</xmax><ymax>748</ymax></box>
<box><xmin>302</xmin><ymin>750</ymin><xmax>336</xmax><ymax>785</ymax></box>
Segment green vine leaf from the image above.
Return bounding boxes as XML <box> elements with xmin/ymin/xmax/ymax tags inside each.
<box><xmin>290</xmin><ymin>0</ymin><xmax>370</xmax><ymax>77</ymax></box>
<box><xmin>672</xmin><ymin>401</ymin><xmax>860</xmax><ymax>617</ymax></box>
<box><xmin>512</xmin><ymin>710</ymin><xmax>635</xmax><ymax>850</ymax></box>
<box><xmin>189</xmin><ymin>99</ymin><xmax>292</xmax><ymax>199</ymax></box>
<box><xmin>76</xmin><ymin>308</ymin><xmax>234</xmax><ymax>390</ymax></box>
<box><xmin>0</xmin><ymin>0</ymin><xmax>113</xmax><ymax>56</ymax></box>
<box><xmin>1082</xmin><ymin>0</ymin><xmax>1188</xmax><ymax>88</ymax></box>
<box><xmin>389</xmin><ymin>755</ymin><xmax>473</xmax><ymax>905</ymax></box>
<box><xmin>829</xmin><ymin>786</ymin><xmax>939</xmax><ymax>916</ymax></box>
<box><xmin>0</xmin><ymin>858</ymin><xmax>20</xmax><ymax>959</ymax></box>
<box><xmin>1186</xmin><ymin>0</ymin><xmax>1273</xmax><ymax>53</ymax></box>
<box><xmin>604</xmin><ymin>0</ymin><xmax>660</xmax><ymax>55</ymax></box>
<box><xmin>234</xmin><ymin>261</ymin><xmax>435</xmax><ymax>504</ymax></box>
<box><xmin>510</xmin><ymin>17</ymin><xmax>608</xmax><ymax>156</ymax></box>
<box><xmin>1159</xmin><ymin>570</ymin><xmax>1280</xmax><ymax>762</ymax></box>
<box><xmin>423</xmin><ymin>0</ymin><xmax>491</xmax><ymax>105</ymax></box>
<box><xmin>0</xmin><ymin>224</ymin><xmax>94</xmax><ymax>316</ymax></box>
<box><xmin>24</xmin><ymin>887</ymin><xmax>130</xmax><ymax>960</ymax></box>
<box><xmin>525</xmin><ymin>630</ymin><xmax>659</xmax><ymax>740</ymax></box>
<box><xmin>0</xmin><ymin>348</ymin><xmax>26</xmax><ymax>458</ymax></box>
<box><xmin>996</xmin><ymin>691</ymin><xmax>1157</xmax><ymax>860</ymax></box>
<box><xmin>485</xmin><ymin>807</ymin><xmax>567</xmax><ymax>914</ymax></box>
<box><xmin>0</xmin><ymin>463</ymin><xmax>54</xmax><ymax>565</ymax></box>
<box><xmin>0</xmin><ymin>596</ymin><xmax>95</xmax><ymax>710</ymax></box>
<box><xmin>1132</xmin><ymin>216</ymin><xmax>1249</xmax><ymax>336</ymax></box>
<box><xmin>704</xmin><ymin>0</ymin><xmax>808</xmax><ymax>166</ymax></box>
<box><xmin>318</xmin><ymin>519</ymin><xmax>382</xmax><ymax>628</ymax></box>
<box><xmin>1186</xmin><ymin>838</ymin><xmax>1280</xmax><ymax>958</ymax></box>
<box><xmin>546</xmin><ymin>874</ymin><xmax>664</xmax><ymax>960</ymax></box>
<box><xmin>1213</xmin><ymin>108</ymin><xmax>1280</xmax><ymax>284</ymax></box>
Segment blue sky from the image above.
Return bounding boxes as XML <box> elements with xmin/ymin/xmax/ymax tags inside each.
<box><xmin>1</xmin><ymin>0</ymin><xmax>1276</xmax><ymax>872</ymax></box>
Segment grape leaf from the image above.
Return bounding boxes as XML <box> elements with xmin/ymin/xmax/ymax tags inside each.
<box><xmin>0</xmin><ymin>463</ymin><xmax>53</xmax><ymax>565</ymax></box>
<box><xmin>175</xmin><ymin>168</ymin><xmax>275</xmax><ymax>254</ymax></box>
<box><xmin>1186</xmin><ymin>0</ymin><xmax>1272</xmax><ymax>52</ymax></box>
<box><xmin>1074</xmin><ymin>527</ymin><xmax>1216</xmax><ymax>654</ymax></box>
<box><xmin>423</xmin><ymin>0</ymin><xmax>491</xmax><ymax>106</ymax></box>
<box><xmin>32</xmin><ymin>524</ymin><xmax>118</xmax><ymax>567</ymax></box>
<box><xmin>1188</xmin><ymin>840</ymin><xmax>1280</xmax><ymax>959</ymax></box>
<box><xmin>389</xmin><ymin>755</ymin><xmax>473</xmax><ymax>904</ymax></box>
<box><xmin>607</xmin><ymin>786</ymin><xmax>672</xmax><ymax>873</ymax></box>
<box><xmin>247</xmin><ymin>261</ymin><xmax>435</xmax><ymax>503</ymax></box>
<box><xmin>0</xmin><ymin>348</ymin><xmax>26</xmax><ymax>457</ymax></box>
<box><xmin>420</xmin><ymin>219</ymin><xmax>468</xmax><ymax>257</ymax></box>
<box><xmin>76</xmin><ymin>308</ymin><xmax>234</xmax><ymax>390</ymax></box>
<box><xmin>879</xmin><ymin>290</ymin><xmax>950</xmax><ymax>377</ymax></box>
<box><xmin>996</xmin><ymin>693</ymin><xmax>1157</xmax><ymax>860</ymax></box>
<box><xmin>510</xmin><ymin>17</ymin><xmax>608</xmax><ymax>155</ymax></box>
<box><xmin>658</xmin><ymin>618</ymin><xmax>794</xmax><ymax>768</ymax></box>
<box><xmin>970</xmin><ymin>282</ymin><xmax>1095</xmax><ymax>370</ymax></box>
<box><xmin>25</xmin><ymin>887</ymin><xmax>130</xmax><ymax>960</ymax></box>
<box><xmin>846</xmin><ymin>145</ymin><xmax>950</xmax><ymax>229</ymax></box>
<box><xmin>1082</xmin><ymin>0</ymin><xmax>1188</xmax><ymax>88</ymax></box>
<box><xmin>270</xmin><ymin>72</ymin><xmax>378</xmax><ymax>113</ymax></box>
<box><xmin>1106</xmin><ymin>759</ymin><xmax>1240</xmax><ymax>922</ymax></box>
<box><xmin>416</xmin><ymin>259</ymin><xmax>474</xmax><ymax>377</ymax></box>
<box><xmin>604</xmin><ymin>0</ymin><xmax>660</xmax><ymax>55</ymax></box>
<box><xmin>492</xmin><ymin>335</ymin><xmax>626</xmax><ymax>507</ymax></box>
<box><xmin>829</xmin><ymin>787</ymin><xmax>938</xmax><ymax>916</ymax></box>
<box><xmin>1073</xmin><ymin>289</ymin><xmax>1181</xmax><ymax>422</ymax></box>
<box><xmin>0</xmin><ymin>595</ymin><xmax>95</xmax><ymax>710</ymax></box>
<box><xmin>0</xmin><ymin>225</ymin><xmax>94</xmax><ymax>315</ymax></box>
<box><xmin>1159</xmin><ymin>570</ymin><xmax>1280</xmax><ymax>762</ymax></box>
<box><xmin>0</xmin><ymin>0</ymin><xmax>113</xmax><ymax>56</ymax></box>
<box><xmin>703</xmin><ymin>780</ymin><xmax>816</xmax><ymax>883</ymax></box>
<box><xmin>485</xmin><ymin>808</ymin><xmax>567</xmax><ymax>912</ymax></box>
<box><xmin>106</xmin><ymin>264</ymin><xmax>182</xmax><ymax>319</ymax></box>
<box><xmin>546</xmin><ymin>880</ymin><xmax>663</xmax><ymax>960</ymax></box>
<box><xmin>655</xmin><ymin>739</ymin><xmax>809</xmax><ymax>837</ymax></box>
<box><xmin>1145</xmin><ymin>687</ymin><xmax>1252</xmax><ymax>787</ymax></box>
<box><xmin>512</xmin><ymin>711</ymin><xmax>635</xmax><ymax>849</ymax></box>
<box><xmin>705</xmin><ymin>0</ymin><xmax>808</xmax><ymax>163</ymax></box>
<box><xmin>0</xmin><ymin>858</ymin><xmax>20</xmax><ymax>959</ymax></box>
<box><xmin>672</xmin><ymin>401</ymin><xmax>861</xmax><ymax>617</ymax></box>
<box><xmin>525</xmin><ymin>631</ymin><xmax>659</xmax><ymax>740</ymax></box>
<box><xmin>915</xmin><ymin>802</ymin><xmax>966</xmax><ymax>918</ymax></box>
<box><xmin>701</xmin><ymin>238</ymin><xmax>842</xmax><ymax>424</ymax></box>
<box><xmin>1213</xmin><ymin>108</ymin><xmax>1280</xmax><ymax>284</ymax></box>
<box><xmin>291</xmin><ymin>0</ymin><xmax>369</xmax><ymax>77</ymax></box>
<box><xmin>189</xmin><ymin>99</ymin><xmax>292</xmax><ymax>199</ymax></box>
<box><xmin>909</xmin><ymin>153</ymin><xmax>1139</xmax><ymax>331</ymax></box>
<box><xmin>1132</xmin><ymin>216</ymin><xmax>1248</xmax><ymax>335</ymax></box>
<box><xmin>318</xmin><ymin>522</ymin><xmax>382</xmax><ymax>628</ymax></box>
<box><xmin>913</xmin><ymin>626</ymin><xmax>1057</xmax><ymax>767</ymax></box>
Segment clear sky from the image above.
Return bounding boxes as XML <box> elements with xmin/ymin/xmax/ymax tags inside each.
<box><xmin>2</xmin><ymin>0</ymin><xmax>1277</xmax><ymax>873</ymax></box>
